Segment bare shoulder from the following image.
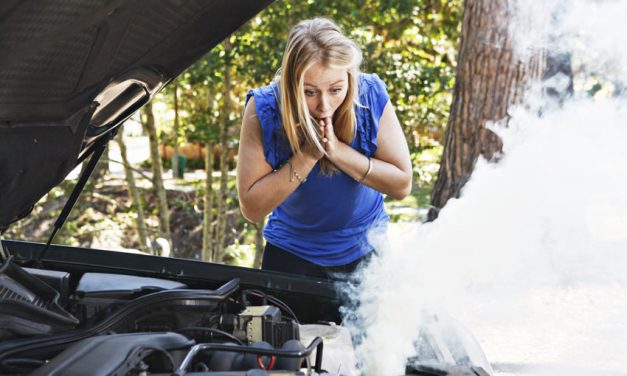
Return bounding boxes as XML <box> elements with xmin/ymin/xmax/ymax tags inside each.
<box><xmin>375</xmin><ymin>101</ymin><xmax>411</xmax><ymax>171</ymax></box>
<box><xmin>241</xmin><ymin>96</ymin><xmax>262</xmax><ymax>141</ymax></box>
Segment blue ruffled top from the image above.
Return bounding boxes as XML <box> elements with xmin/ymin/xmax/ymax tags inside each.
<box><xmin>245</xmin><ymin>73</ymin><xmax>390</xmax><ymax>266</ymax></box>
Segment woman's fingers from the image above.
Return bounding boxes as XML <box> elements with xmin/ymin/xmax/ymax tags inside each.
<box><xmin>324</xmin><ymin>118</ymin><xmax>335</xmax><ymax>141</ymax></box>
<box><xmin>319</xmin><ymin>119</ymin><xmax>328</xmax><ymax>145</ymax></box>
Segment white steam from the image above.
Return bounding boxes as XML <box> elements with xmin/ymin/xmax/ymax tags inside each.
<box><xmin>345</xmin><ymin>0</ymin><xmax>627</xmax><ymax>375</ymax></box>
<box><xmin>512</xmin><ymin>0</ymin><xmax>627</xmax><ymax>81</ymax></box>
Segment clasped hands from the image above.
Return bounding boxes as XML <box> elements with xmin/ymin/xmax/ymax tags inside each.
<box><xmin>301</xmin><ymin>117</ymin><xmax>340</xmax><ymax>161</ymax></box>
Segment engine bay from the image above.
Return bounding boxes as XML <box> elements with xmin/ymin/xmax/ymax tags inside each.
<box><xmin>0</xmin><ymin>256</ymin><xmax>355</xmax><ymax>375</ymax></box>
<box><xmin>0</xmin><ymin>242</ymin><xmax>495</xmax><ymax>376</ymax></box>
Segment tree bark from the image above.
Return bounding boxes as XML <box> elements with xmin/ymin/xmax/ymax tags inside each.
<box><xmin>116</xmin><ymin>132</ymin><xmax>149</xmax><ymax>252</ymax></box>
<box><xmin>428</xmin><ymin>0</ymin><xmax>545</xmax><ymax>221</ymax></box>
<box><xmin>252</xmin><ymin>220</ymin><xmax>265</xmax><ymax>269</ymax></box>
<box><xmin>215</xmin><ymin>39</ymin><xmax>232</xmax><ymax>263</ymax></box>
<box><xmin>141</xmin><ymin>101</ymin><xmax>173</xmax><ymax>254</ymax></box>
<box><xmin>202</xmin><ymin>143</ymin><xmax>215</xmax><ymax>262</ymax></box>
<box><xmin>172</xmin><ymin>83</ymin><xmax>181</xmax><ymax>179</ymax></box>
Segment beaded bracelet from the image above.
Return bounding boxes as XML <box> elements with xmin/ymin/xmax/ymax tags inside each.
<box><xmin>358</xmin><ymin>157</ymin><xmax>373</xmax><ymax>183</ymax></box>
<box><xmin>288</xmin><ymin>158</ymin><xmax>307</xmax><ymax>184</ymax></box>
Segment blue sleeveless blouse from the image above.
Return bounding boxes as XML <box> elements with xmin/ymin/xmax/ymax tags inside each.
<box><xmin>245</xmin><ymin>73</ymin><xmax>390</xmax><ymax>266</ymax></box>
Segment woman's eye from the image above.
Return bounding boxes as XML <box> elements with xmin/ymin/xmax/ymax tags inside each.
<box><xmin>331</xmin><ymin>88</ymin><xmax>343</xmax><ymax>94</ymax></box>
<box><xmin>305</xmin><ymin>90</ymin><xmax>316</xmax><ymax>96</ymax></box>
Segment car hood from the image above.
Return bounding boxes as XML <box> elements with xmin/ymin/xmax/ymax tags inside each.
<box><xmin>0</xmin><ymin>0</ymin><xmax>272</xmax><ymax>231</ymax></box>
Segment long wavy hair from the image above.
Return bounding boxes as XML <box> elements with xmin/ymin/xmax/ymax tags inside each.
<box><xmin>277</xmin><ymin>18</ymin><xmax>362</xmax><ymax>175</ymax></box>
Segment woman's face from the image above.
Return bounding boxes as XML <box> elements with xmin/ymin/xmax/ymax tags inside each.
<box><xmin>302</xmin><ymin>61</ymin><xmax>348</xmax><ymax>121</ymax></box>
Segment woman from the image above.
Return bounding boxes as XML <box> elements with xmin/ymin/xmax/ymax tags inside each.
<box><xmin>237</xmin><ymin>18</ymin><xmax>412</xmax><ymax>278</ymax></box>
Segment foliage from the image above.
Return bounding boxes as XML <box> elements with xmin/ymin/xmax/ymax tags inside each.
<box><xmin>8</xmin><ymin>2</ymin><xmax>464</xmax><ymax>263</ymax></box>
<box><xmin>151</xmin><ymin>2</ymin><xmax>461</xmax><ymax>227</ymax></box>
<box><xmin>155</xmin><ymin>0</ymin><xmax>462</xmax><ymax>165</ymax></box>
<box><xmin>141</xmin><ymin>0</ymin><xmax>465</xmax><ymax>258</ymax></box>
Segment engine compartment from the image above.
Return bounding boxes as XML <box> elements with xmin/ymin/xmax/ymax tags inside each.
<box><xmin>0</xmin><ymin>256</ymin><xmax>348</xmax><ymax>375</ymax></box>
<box><xmin>0</xmin><ymin>242</ymin><xmax>495</xmax><ymax>376</ymax></box>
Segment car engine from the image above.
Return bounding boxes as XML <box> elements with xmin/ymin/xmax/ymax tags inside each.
<box><xmin>0</xmin><ymin>257</ymin><xmax>346</xmax><ymax>375</ymax></box>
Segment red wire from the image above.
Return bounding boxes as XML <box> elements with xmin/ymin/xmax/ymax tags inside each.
<box><xmin>256</xmin><ymin>355</ymin><xmax>276</xmax><ymax>370</ymax></box>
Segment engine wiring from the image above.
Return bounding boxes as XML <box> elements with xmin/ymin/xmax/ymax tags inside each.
<box><xmin>242</xmin><ymin>289</ymin><xmax>301</xmax><ymax>324</ymax></box>
<box><xmin>175</xmin><ymin>326</ymin><xmax>245</xmax><ymax>345</ymax></box>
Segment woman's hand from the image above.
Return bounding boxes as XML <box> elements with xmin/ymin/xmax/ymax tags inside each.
<box><xmin>321</xmin><ymin>117</ymin><xmax>340</xmax><ymax>158</ymax></box>
<box><xmin>314</xmin><ymin>103</ymin><xmax>412</xmax><ymax>200</ymax></box>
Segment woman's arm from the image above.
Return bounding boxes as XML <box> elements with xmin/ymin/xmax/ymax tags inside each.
<box><xmin>236</xmin><ymin>96</ymin><xmax>321</xmax><ymax>223</ymax></box>
<box><xmin>323</xmin><ymin>101</ymin><xmax>412</xmax><ymax>199</ymax></box>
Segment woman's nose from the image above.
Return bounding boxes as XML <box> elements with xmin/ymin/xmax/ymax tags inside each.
<box><xmin>318</xmin><ymin>94</ymin><xmax>330</xmax><ymax>111</ymax></box>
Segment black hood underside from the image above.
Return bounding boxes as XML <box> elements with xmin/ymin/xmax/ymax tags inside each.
<box><xmin>0</xmin><ymin>0</ymin><xmax>272</xmax><ymax>230</ymax></box>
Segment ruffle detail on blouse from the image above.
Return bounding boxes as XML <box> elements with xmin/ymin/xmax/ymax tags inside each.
<box><xmin>355</xmin><ymin>73</ymin><xmax>390</xmax><ymax>157</ymax></box>
<box><xmin>245</xmin><ymin>82</ymin><xmax>290</xmax><ymax>170</ymax></box>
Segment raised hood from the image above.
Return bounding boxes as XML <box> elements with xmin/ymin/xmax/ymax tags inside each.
<box><xmin>0</xmin><ymin>0</ymin><xmax>272</xmax><ymax>230</ymax></box>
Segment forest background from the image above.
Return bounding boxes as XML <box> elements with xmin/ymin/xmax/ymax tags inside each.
<box><xmin>6</xmin><ymin>0</ymin><xmax>464</xmax><ymax>267</ymax></box>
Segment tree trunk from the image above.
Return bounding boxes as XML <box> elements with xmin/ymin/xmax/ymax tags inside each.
<box><xmin>172</xmin><ymin>83</ymin><xmax>181</xmax><ymax>179</ymax></box>
<box><xmin>252</xmin><ymin>220</ymin><xmax>265</xmax><ymax>269</ymax></box>
<box><xmin>202</xmin><ymin>143</ymin><xmax>215</xmax><ymax>262</ymax></box>
<box><xmin>215</xmin><ymin>39</ymin><xmax>232</xmax><ymax>263</ymax></box>
<box><xmin>116</xmin><ymin>132</ymin><xmax>149</xmax><ymax>252</ymax></box>
<box><xmin>141</xmin><ymin>101</ymin><xmax>173</xmax><ymax>254</ymax></box>
<box><xmin>428</xmin><ymin>0</ymin><xmax>545</xmax><ymax>221</ymax></box>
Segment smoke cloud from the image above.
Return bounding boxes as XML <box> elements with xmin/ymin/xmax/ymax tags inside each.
<box><xmin>344</xmin><ymin>1</ymin><xmax>627</xmax><ymax>375</ymax></box>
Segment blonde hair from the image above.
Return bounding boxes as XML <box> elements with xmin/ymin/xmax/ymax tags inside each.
<box><xmin>278</xmin><ymin>18</ymin><xmax>362</xmax><ymax>175</ymax></box>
